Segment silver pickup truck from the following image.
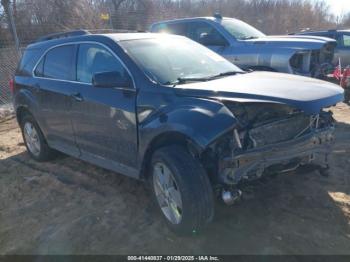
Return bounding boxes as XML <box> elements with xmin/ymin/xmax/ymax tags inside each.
<box><xmin>150</xmin><ymin>14</ymin><xmax>337</xmax><ymax>79</ymax></box>
<box><xmin>293</xmin><ymin>29</ymin><xmax>350</xmax><ymax>67</ymax></box>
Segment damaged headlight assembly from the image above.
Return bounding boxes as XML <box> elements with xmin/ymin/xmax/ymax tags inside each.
<box><xmin>209</xmin><ymin>102</ymin><xmax>335</xmax><ymax>191</ymax></box>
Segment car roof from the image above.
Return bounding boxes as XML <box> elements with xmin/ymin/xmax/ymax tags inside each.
<box><xmin>26</xmin><ymin>32</ymin><xmax>185</xmax><ymax>50</ymax></box>
<box><xmin>103</xmin><ymin>32</ymin><xmax>174</xmax><ymax>41</ymax></box>
<box><xmin>151</xmin><ymin>16</ymin><xmax>237</xmax><ymax>26</ymax></box>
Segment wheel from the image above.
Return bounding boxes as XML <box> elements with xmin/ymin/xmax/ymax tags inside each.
<box><xmin>20</xmin><ymin>113</ymin><xmax>55</xmax><ymax>161</ymax></box>
<box><xmin>150</xmin><ymin>145</ymin><xmax>214</xmax><ymax>234</ymax></box>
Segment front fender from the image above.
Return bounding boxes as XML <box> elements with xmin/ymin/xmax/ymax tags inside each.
<box><xmin>226</xmin><ymin>46</ymin><xmax>296</xmax><ymax>74</ymax></box>
<box><xmin>138</xmin><ymin>97</ymin><xmax>238</xmax><ymax>160</ymax></box>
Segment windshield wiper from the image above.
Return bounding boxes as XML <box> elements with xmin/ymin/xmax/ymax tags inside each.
<box><xmin>163</xmin><ymin>71</ymin><xmax>244</xmax><ymax>87</ymax></box>
<box><xmin>241</xmin><ymin>36</ymin><xmax>258</xmax><ymax>40</ymax></box>
<box><xmin>162</xmin><ymin>78</ymin><xmax>205</xmax><ymax>87</ymax></box>
<box><xmin>207</xmin><ymin>70</ymin><xmax>245</xmax><ymax>80</ymax></box>
<box><xmin>177</xmin><ymin>77</ymin><xmax>211</xmax><ymax>84</ymax></box>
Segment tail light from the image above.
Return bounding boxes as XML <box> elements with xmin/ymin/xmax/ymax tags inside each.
<box><xmin>9</xmin><ymin>79</ymin><xmax>14</xmax><ymax>94</ymax></box>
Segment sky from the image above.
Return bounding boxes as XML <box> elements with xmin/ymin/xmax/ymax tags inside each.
<box><xmin>323</xmin><ymin>0</ymin><xmax>350</xmax><ymax>17</ymax></box>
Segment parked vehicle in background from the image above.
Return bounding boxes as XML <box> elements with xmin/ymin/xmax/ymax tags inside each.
<box><xmin>12</xmin><ymin>31</ymin><xmax>344</xmax><ymax>234</ymax></box>
<box><xmin>294</xmin><ymin>29</ymin><xmax>350</xmax><ymax>67</ymax></box>
<box><xmin>150</xmin><ymin>14</ymin><xmax>337</xmax><ymax>79</ymax></box>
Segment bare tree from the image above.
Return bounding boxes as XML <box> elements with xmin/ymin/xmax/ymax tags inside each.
<box><xmin>0</xmin><ymin>0</ymin><xmax>344</xmax><ymax>45</ymax></box>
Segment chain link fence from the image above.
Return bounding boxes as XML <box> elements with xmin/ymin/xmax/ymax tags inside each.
<box><xmin>0</xmin><ymin>46</ymin><xmax>21</xmax><ymax>106</ymax></box>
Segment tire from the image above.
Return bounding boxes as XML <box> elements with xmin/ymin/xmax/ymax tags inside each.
<box><xmin>20</xmin><ymin>113</ymin><xmax>55</xmax><ymax>162</ymax></box>
<box><xmin>150</xmin><ymin>145</ymin><xmax>214</xmax><ymax>235</ymax></box>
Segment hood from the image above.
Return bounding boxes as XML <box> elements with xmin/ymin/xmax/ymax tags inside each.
<box><xmin>244</xmin><ymin>35</ymin><xmax>336</xmax><ymax>50</ymax></box>
<box><xmin>174</xmin><ymin>72</ymin><xmax>344</xmax><ymax>114</ymax></box>
<box><xmin>273</xmin><ymin>34</ymin><xmax>337</xmax><ymax>43</ymax></box>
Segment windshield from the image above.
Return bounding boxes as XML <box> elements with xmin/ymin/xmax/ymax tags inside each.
<box><xmin>221</xmin><ymin>19</ymin><xmax>266</xmax><ymax>40</ymax></box>
<box><xmin>120</xmin><ymin>36</ymin><xmax>243</xmax><ymax>85</ymax></box>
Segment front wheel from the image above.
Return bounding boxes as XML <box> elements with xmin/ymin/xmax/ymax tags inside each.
<box><xmin>150</xmin><ymin>146</ymin><xmax>214</xmax><ymax>235</ymax></box>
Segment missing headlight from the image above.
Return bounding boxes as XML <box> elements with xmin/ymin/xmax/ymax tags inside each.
<box><xmin>290</xmin><ymin>51</ymin><xmax>311</xmax><ymax>73</ymax></box>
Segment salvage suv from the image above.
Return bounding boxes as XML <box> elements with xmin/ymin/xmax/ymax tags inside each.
<box><xmin>13</xmin><ymin>31</ymin><xmax>343</xmax><ymax>234</ymax></box>
<box><xmin>150</xmin><ymin>14</ymin><xmax>337</xmax><ymax>79</ymax></box>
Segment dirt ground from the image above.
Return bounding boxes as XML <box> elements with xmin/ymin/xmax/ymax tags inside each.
<box><xmin>0</xmin><ymin>103</ymin><xmax>349</xmax><ymax>255</ymax></box>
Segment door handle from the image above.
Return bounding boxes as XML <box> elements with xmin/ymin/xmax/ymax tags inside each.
<box><xmin>71</xmin><ymin>93</ymin><xmax>84</xmax><ymax>102</ymax></box>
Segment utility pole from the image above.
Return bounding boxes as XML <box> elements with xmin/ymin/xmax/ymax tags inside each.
<box><xmin>2</xmin><ymin>0</ymin><xmax>20</xmax><ymax>51</ymax></box>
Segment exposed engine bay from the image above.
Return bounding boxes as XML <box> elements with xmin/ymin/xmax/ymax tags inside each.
<box><xmin>203</xmin><ymin>102</ymin><xmax>335</xmax><ymax>187</ymax></box>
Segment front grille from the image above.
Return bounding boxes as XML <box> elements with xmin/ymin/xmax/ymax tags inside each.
<box><xmin>248</xmin><ymin>114</ymin><xmax>312</xmax><ymax>147</ymax></box>
<box><xmin>224</xmin><ymin>102</ymin><xmax>298</xmax><ymax>129</ymax></box>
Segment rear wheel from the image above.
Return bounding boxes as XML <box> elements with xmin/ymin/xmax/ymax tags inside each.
<box><xmin>20</xmin><ymin>114</ymin><xmax>55</xmax><ymax>161</ymax></box>
<box><xmin>150</xmin><ymin>146</ymin><xmax>214</xmax><ymax>234</ymax></box>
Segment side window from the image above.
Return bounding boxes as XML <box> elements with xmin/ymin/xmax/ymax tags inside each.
<box><xmin>166</xmin><ymin>23</ymin><xmax>188</xmax><ymax>36</ymax></box>
<box><xmin>152</xmin><ymin>23</ymin><xmax>188</xmax><ymax>36</ymax></box>
<box><xmin>188</xmin><ymin>22</ymin><xmax>227</xmax><ymax>46</ymax></box>
<box><xmin>336</xmin><ymin>34</ymin><xmax>343</xmax><ymax>47</ymax></box>
<box><xmin>34</xmin><ymin>58</ymin><xmax>44</xmax><ymax>77</ymax></box>
<box><xmin>343</xmin><ymin>34</ymin><xmax>350</xmax><ymax>47</ymax></box>
<box><xmin>77</xmin><ymin>43</ymin><xmax>129</xmax><ymax>84</ymax></box>
<box><xmin>43</xmin><ymin>45</ymin><xmax>75</xmax><ymax>80</ymax></box>
<box><xmin>18</xmin><ymin>49</ymin><xmax>42</xmax><ymax>76</ymax></box>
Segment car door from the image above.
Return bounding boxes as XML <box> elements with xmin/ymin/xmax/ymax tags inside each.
<box><xmin>70</xmin><ymin>42</ymin><xmax>138</xmax><ymax>177</ymax></box>
<box><xmin>33</xmin><ymin>44</ymin><xmax>80</xmax><ymax>157</ymax></box>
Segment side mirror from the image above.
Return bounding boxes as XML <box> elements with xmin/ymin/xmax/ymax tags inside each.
<box><xmin>199</xmin><ymin>32</ymin><xmax>227</xmax><ymax>47</ymax></box>
<box><xmin>92</xmin><ymin>71</ymin><xmax>131</xmax><ymax>88</ymax></box>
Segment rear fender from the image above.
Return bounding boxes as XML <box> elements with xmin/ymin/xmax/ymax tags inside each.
<box><xmin>14</xmin><ymin>88</ymin><xmax>40</xmax><ymax>122</ymax></box>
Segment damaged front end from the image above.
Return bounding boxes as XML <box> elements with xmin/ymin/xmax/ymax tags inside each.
<box><xmin>205</xmin><ymin>102</ymin><xmax>335</xmax><ymax>186</ymax></box>
<box><xmin>290</xmin><ymin>43</ymin><xmax>336</xmax><ymax>79</ymax></box>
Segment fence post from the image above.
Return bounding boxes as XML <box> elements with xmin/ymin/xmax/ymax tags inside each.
<box><xmin>6</xmin><ymin>0</ymin><xmax>20</xmax><ymax>52</ymax></box>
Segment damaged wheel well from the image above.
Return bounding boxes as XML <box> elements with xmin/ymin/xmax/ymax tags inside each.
<box><xmin>140</xmin><ymin>132</ymin><xmax>205</xmax><ymax>180</ymax></box>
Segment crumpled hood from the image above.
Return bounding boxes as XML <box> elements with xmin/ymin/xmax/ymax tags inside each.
<box><xmin>245</xmin><ymin>35</ymin><xmax>336</xmax><ymax>50</ymax></box>
<box><xmin>174</xmin><ymin>72</ymin><xmax>344</xmax><ymax>114</ymax></box>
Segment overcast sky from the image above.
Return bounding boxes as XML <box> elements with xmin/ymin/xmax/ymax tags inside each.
<box><xmin>323</xmin><ymin>0</ymin><xmax>350</xmax><ymax>17</ymax></box>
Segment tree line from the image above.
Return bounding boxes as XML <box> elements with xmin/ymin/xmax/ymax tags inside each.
<box><xmin>0</xmin><ymin>0</ymin><xmax>349</xmax><ymax>46</ymax></box>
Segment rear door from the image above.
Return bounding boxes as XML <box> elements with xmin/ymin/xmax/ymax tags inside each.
<box><xmin>33</xmin><ymin>44</ymin><xmax>80</xmax><ymax>156</ymax></box>
<box><xmin>70</xmin><ymin>43</ymin><xmax>138</xmax><ymax>177</ymax></box>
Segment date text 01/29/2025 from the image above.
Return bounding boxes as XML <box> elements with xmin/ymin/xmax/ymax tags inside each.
<box><xmin>127</xmin><ymin>256</ymin><xmax>220</xmax><ymax>261</ymax></box>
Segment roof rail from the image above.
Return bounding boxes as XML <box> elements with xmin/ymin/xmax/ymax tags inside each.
<box><xmin>35</xmin><ymin>30</ymin><xmax>90</xmax><ymax>43</ymax></box>
<box><xmin>86</xmin><ymin>29</ymin><xmax>144</xmax><ymax>34</ymax></box>
<box><xmin>34</xmin><ymin>29</ymin><xmax>145</xmax><ymax>43</ymax></box>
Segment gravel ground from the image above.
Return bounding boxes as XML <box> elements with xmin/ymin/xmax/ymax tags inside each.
<box><xmin>0</xmin><ymin>103</ymin><xmax>349</xmax><ymax>255</ymax></box>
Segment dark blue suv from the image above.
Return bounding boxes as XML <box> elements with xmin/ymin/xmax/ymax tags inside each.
<box><xmin>13</xmin><ymin>30</ymin><xmax>344</xmax><ymax>234</ymax></box>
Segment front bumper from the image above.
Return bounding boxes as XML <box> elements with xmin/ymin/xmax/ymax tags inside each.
<box><xmin>219</xmin><ymin>127</ymin><xmax>335</xmax><ymax>185</ymax></box>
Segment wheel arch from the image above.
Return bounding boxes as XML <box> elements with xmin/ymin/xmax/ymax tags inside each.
<box><xmin>16</xmin><ymin>106</ymin><xmax>32</xmax><ymax>125</ymax></box>
<box><xmin>139</xmin><ymin>131</ymin><xmax>203</xmax><ymax>180</ymax></box>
